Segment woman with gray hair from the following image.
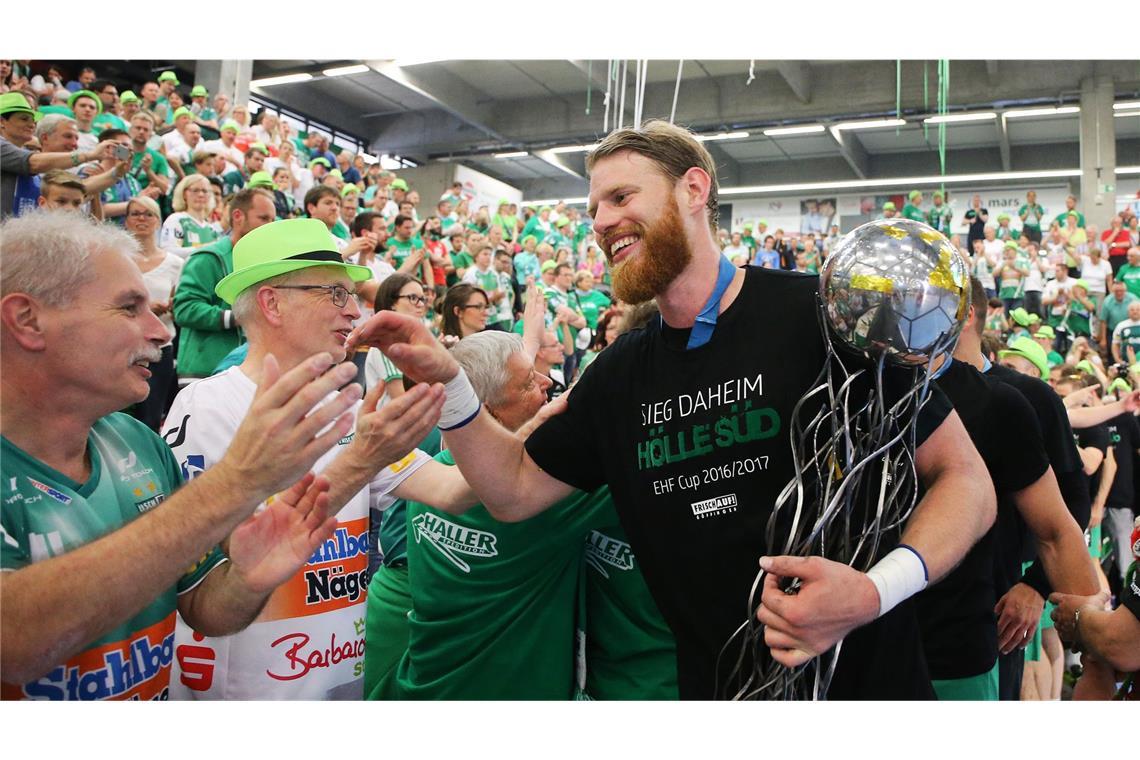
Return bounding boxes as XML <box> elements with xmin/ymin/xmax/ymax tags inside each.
<box><xmin>160</xmin><ymin>173</ymin><xmax>223</xmax><ymax>258</ymax></box>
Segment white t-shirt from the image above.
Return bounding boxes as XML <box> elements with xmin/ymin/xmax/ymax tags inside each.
<box><xmin>77</xmin><ymin>130</ymin><xmax>98</xmax><ymax>153</ymax></box>
<box><xmin>1023</xmin><ymin>253</ymin><xmax>1047</xmax><ymax>293</ymax></box>
<box><xmin>200</xmin><ymin>139</ymin><xmax>243</xmax><ymax>175</ymax></box>
<box><xmin>162</xmin><ymin>130</ymin><xmax>192</xmax><ymax>165</ymax></box>
<box><xmin>138</xmin><ymin>252</ymin><xmax>185</xmax><ymax>342</ymax></box>
<box><xmin>974</xmin><ymin>251</ymin><xmax>997</xmax><ymax>290</ymax></box>
<box><xmin>1079</xmin><ymin>256</ymin><xmax>1113</xmax><ymax>295</ymax></box>
<box><xmin>1043</xmin><ymin>278</ymin><xmax>1074</xmax><ymax>317</ymax></box>
<box><xmin>164</xmin><ymin>367</ymin><xmax>430</xmax><ymax>700</ymax></box>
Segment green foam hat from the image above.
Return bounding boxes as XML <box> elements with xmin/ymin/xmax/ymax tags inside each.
<box><xmin>248</xmin><ymin>142</ymin><xmax>270</xmax><ymax>155</ymax></box>
<box><xmin>245</xmin><ymin>171</ymin><xmax>275</xmax><ymax>189</ymax></box>
<box><xmin>998</xmin><ymin>337</ymin><xmax>1048</xmax><ymax>378</ymax></box>
<box><xmin>498</xmin><ymin>198</ymin><xmax>510</xmax><ymax>207</ymax></box>
<box><xmin>158</xmin><ymin>71</ymin><xmax>180</xmax><ymax>85</ymax></box>
<box><xmin>1073</xmin><ymin>279</ymin><xmax>1090</xmax><ymax>292</ymax></box>
<box><xmin>1003</xmin><ymin>241</ymin><xmax>1019</xmax><ymax>250</ymax></box>
<box><xmin>308</xmin><ymin>156</ymin><xmax>331</xmax><ymax>170</ymax></box>
<box><xmin>215</xmin><ymin>218</ymin><xmax>372</xmax><ymax>305</ymax></box>
<box><xmin>190</xmin><ymin>85</ymin><xmax>208</xmax><ymax>98</ymax></box>
<box><xmin>909</xmin><ymin>190</ymin><xmax>922</xmax><ymax>201</ymax></box>
<box><xmin>540</xmin><ymin>260</ymin><xmax>558</xmax><ymax>273</ymax></box>
<box><xmin>758</xmin><ymin>219</ymin><xmax>768</xmax><ymax>226</ymax></box>
<box><xmin>220</xmin><ymin>119</ymin><xmax>241</xmax><ymax>134</ymax></box>
<box><xmin>1034</xmin><ymin>325</ymin><xmax>1055</xmax><ymax>339</ymax></box>
<box><xmin>67</xmin><ymin>90</ymin><xmax>103</xmax><ymax>115</ymax></box>
<box><xmin>1074</xmin><ymin>360</ymin><xmax>1096</xmax><ymax>375</ymax></box>
<box><xmin>328</xmin><ymin>169</ymin><xmax>344</xmax><ymax>180</ymax></box>
<box><xmin>539</xmin><ymin>205</ymin><xmax>552</xmax><ymax>213</ymax></box>
<box><xmin>119</xmin><ymin>90</ymin><xmax>140</xmax><ymax>105</ymax></box>
<box><xmin>555</xmin><ymin>216</ymin><xmax>570</xmax><ymax>227</ymax></box>
<box><xmin>882</xmin><ymin>202</ymin><xmax>896</xmax><ymax>211</ymax></box>
<box><xmin>932</xmin><ymin>190</ymin><xmax>944</xmax><ymax>200</ymax></box>
<box><xmin>1028</xmin><ymin>313</ymin><xmax>1041</xmax><ymax>324</ymax></box>
<box><xmin>1109</xmin><ymin>378</ymin><xmax>1132</xmax><ymax>394</ymax></box>
<box><xmin>0</xmin><ymin>92</ymin><xmax>35</xmax><ymax>117</ymax></box>
<box><xmin>172</xmin><ymin>106</ymin><xmax>193</xmax><ymax>121</ymax></box>
<box><xmin>340</xmin><ymin>184</ymin><xmax>359</xmax><ymax>197</ymax></box>
<box><xmin>1009</xmin><ymin>307</ymin><xmax>1032</xmax><ymax>327</ymax></box>
<box><xmin>997</xmin><ymin>213</ymin><xmax>1011</xmax><ymax>222</ymax></box>
<box><xmin>390</xmin><ymin>178</ymin><xmax>409</xmax><ymax>191</ymax></box>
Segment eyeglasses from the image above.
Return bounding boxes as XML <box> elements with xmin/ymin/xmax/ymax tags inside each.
<box><xmin>127</xmin><ymin>210</ymin><xmax>157</xmax><ymax>218</ymax></box>
<box><xmin>274</xmin><ymin>284</ymin><xmax>354</xmax><ymax>308</ymax></box>
<box><xmin>460</xmin><ymin>302</ymin><xmax>490</xmax><ymax>311</ymax></box>
<box><xmin>396</xmin><ymin>294</ymin><xmax>428</xmax><ymax>306</ymax></box>
<box><xmin>185</xmin><ymin>186</ymin><xmax>210</xmax><ymax>194</ymax></box>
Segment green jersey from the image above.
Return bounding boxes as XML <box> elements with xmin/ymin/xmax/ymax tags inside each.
<box><xmin>386</xmin><ymin>235</ymin><xmax>423</xmax><ymax>270</ymax></box>
<box><xmin>160</xmin><ymin>212</ymin><xmax>223</xmax><ymax>252</ymax></box>
<box><xmin>1113</xmin><ymin>320</ymin><xmax>1140</xmax><ymax>362</ymax></box>
<box><xmin>546</xmin><ymin>286</ymin><xmax>585</xmax><ymax>345</ymax></box>
<box><xmin>492</xmin><ymin>213</ymin><xmax>518</xmax><ymax>241</ymax></box>
<box><xmin>92</xmin><ymin>112</ymin><xmax>128</xmax><ymax>134</ymax></box>
<box><xmin>926</xmin><ymin>204</ymin><xmax>954</xmax><ymax>235</ymax></box>
<box><xmin>130</xmin><ymin>148</ymin><xmax>170</xmax><ymax>191</ymax></box>
<box><xmin>582</xmin><ymin>522</ymin><xmax>678</xmax><ymax>700</ymax></box>
<box><xmin>1019</xmin><ymin>203</ymin><xmax>1046</xmax><ymax>232</ymax></box>
<box><xmin>902</xmin><ymin>203</ymin><xmax>926</xmax><ymax>223</ymax></box>
<box><xmin>331</xmin><ymin>218</ymin><xmax>350</xmax><ymax>241</ymax></box>
<box><xmin>1054</xmin><ymin>210</ymin><xmax>1085</xmax><ymax>229</ymax></box>
<box><xmin>576</xmin><ymin>289</ymin><xmax>612</xmax><ymax>331</ymax></box>
<box><xmin>995</xmin><ymin>225</ymin><xmax>1018</xmax><ymax>242</ymax></box>
<box><xmin>1046</xmin><ymin>350</ymin><xmax>1064</xmax><ymax>368</ymax></box>
<box><xmin>1117</xmin><ymin>264</ymin><xmax>1140</xmax><ymax>298</ymax></box>
<box><xmin>220</xmin><ymin>169</ymin><xmax>248</xmax><ymax>196</ymax></box>
<box><xmin>741</xmin><ymin>234</ymin><xmax>757</xmax><ymax>253</ymax></box>
<box><xmin>391</xmin><ymin>451</ymin><xmax>613</xmax><ymax>700</ymax></box>
<box><xmin>0</xmin><ymin>414</ymin><xmax>224</xmax><ymax>700</ymax></box>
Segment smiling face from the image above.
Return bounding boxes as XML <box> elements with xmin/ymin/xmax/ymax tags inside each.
<box><xmin>588</xmin><ymin>150</ymin><xmax>693</xmax><ymax>304</ymax></box>
<box><xmin>270</xmin><ymin>267</ymin><xmax>361</xmax><ymax>363</ymax></box>
<box><xmin>486</xmin><ymin>351</ymin><xmax>552</xmax><ymax>432</ymax></box>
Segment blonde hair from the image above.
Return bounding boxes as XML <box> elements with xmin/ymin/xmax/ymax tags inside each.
<box><xmin>127</xmin><ymin>195</ymin><xmax>162</xmax><ymax>219</ymax></box>
<box><xmin>172</xmin><ymin>174</ymin><xmax>216</xmax><ymax>213</ymax></box>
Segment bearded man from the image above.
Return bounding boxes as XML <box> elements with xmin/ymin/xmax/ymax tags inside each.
<box><xmin>347</xmin><ymin>120</ymin><xmax>995</xmax><ymax>700</ymax></box>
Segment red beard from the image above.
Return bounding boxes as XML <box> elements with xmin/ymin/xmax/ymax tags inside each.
<box><xmin>610</xmin><ymin>195</ymin><xmax>693</xmax><ymax>304</ymax></box>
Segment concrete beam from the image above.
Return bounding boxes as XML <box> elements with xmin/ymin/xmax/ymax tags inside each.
<box><xmin>365</xmin><ymin>60</ymin><xmax>508</xmax><ymax>145</ymax></box>
<box><xmin>1079</xmin><ymin>76</ymin><xmax>1118</xmax><ymax>228</ymax></box>
<box><xmin>776</xmin><ymin>61</ymin><xmax>812</xmax><ymax>103</ymax></box>
<box><xmin>996</xmin><ymin>114</ymin><xmax>1012</xmax><ymax>172</ymax></box>
<box><xmin>532</xmin><ymin>149</ymin><xmax>586</xmax><ymax>180</ymax></box>
<box><xmin>827</xmin><ymin>126</ymin><xmax>870</xmax><ymax>179</ymax></box>
<box><xmin>701</xmin><ymin>141</ymin><xmax>741</xmax><ymax>187</ymax></box>
<box><xmin>985</xmin><ymin>60</ymin><xmax>999</xmax><ymax>84</ymax></box>
<box><xmin>568</xmin><ymin>60</ymin><xmax>611</xmax><ymax>92</ymax></box>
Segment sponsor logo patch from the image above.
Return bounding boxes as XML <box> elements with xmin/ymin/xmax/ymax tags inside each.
<box><xmin>411</xmin><ymin>512</ymin><xmax>498</xmax><ymax>573</ymax></box>
<box><xmin>691</xmin><ymin>493</ymin><xmax>738</xmax><ymax>520</ymax></box>
<box><xmin>28</xmin><ymin>478</ymin><xmax>72</xmax><ymax>505</ymax></box>
<box><xmin>584</xmin><ymin>530</ymin><xmax>635</xmax><ymax>579</ymax></box>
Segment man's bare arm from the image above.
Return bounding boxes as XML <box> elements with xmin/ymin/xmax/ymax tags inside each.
<box><xmin>1013</xmin><ymin>467</ymin><xmax>1099</xmax><ymax>597</ymax></box>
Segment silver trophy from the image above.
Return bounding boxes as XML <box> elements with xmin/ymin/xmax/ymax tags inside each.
<box><xmin>720</xmin><ymin>219</ymin><xmax>968</xmax><ymax>701</ymax></box>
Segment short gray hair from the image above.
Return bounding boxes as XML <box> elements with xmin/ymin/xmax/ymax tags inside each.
<box><xmin>35</xmin><ymin>113</ymin><xmax>77</xmax><ymax>140</ymax></box>
<box><xmin>230</xmin><ymin>268</ymin><xmax>311</xmax><ymax>324</ymax></box>
<box><xmin>451</xmin><ymin>331</ymin><xmax>525</xmax><ymax>408</ymax></box>
<box><xmin>0</xmin><ymin>210</ymin><xmax>139</xmax><ymax>308</ymax></box>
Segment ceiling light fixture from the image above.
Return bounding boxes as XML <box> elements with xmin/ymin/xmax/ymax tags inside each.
<box><xmin>250</xmin><ymin>73</ymin><xmax>313</xmax><ymax>87</ymax></box>
<box><xmin>697</xmin><ymin>131</ymin><xmax>749</xmax><ymax>142</ymax></box>
<box><xmin>1003</xmin><ymin>106</ymin><xmax>1080</xmax><ymax>119</ymax></box>
<box><xmin>719</xmin><ymin>168</ymin><xmax>1082</xmax><ymax>196</ymax></box>
<box><xmin>322</xmin><ymin>64</ymin><xmax>370</xmax><ymax>77</ymax></box>
<box><xmin>493</xmin><ymin>151</ymin><xmax>528</xmax><ymax>159</ymax></box>
<box><xmin>550</xmin><ymin>143</ymin><xmax>599</xmax><ymax>154</ymax></box>
<box><xmin>762</xmin><ymin>125</ymin><xmax>826</xmax><ymax>136</ymax></box>
<box><xmin>1112</xmin><ymin>101</ymin><xmax>1140</xmax><ymax>111</ymax></box>
<box><xmin>833</xmin><ymin>118</ymin><xmax>907</xmax><ymax>131</ymax></box>
<box><xmin>923</xmin><ymin>112</ymin><xmax>997</xmax><ymax>124</ymax></box>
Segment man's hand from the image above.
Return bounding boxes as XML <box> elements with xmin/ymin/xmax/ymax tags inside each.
<box><xmin>227</xmin><ymin>473</ymin><xmax>338</xmax><ymax>594</ymax></box>
<box><xmin>212</xmin><ymin>352</ymin><xmax>361</xmax><ymax>500</ymax></box>
<box><xmin>342</xmin><ymin>378</ymin><xmax>444</xmax><ymax>473</ymax></box>
<box><xmin>1048</xmin><ymin>590</ymin><xmax>1110</xmax><ymax>643</ymax></box>
<box><xmin>994</xmin><ymin>582</ymin><xmax>1044</xmax><ymax>654</ymax></box>
<box><xmin>756</xmin><ymin>555</ymin><xmax>879</xmax><ymax>668</ymax></box>
<box><xmin>1062</xmin><ymin>383</ymin><xmax>1100</xmax><ymax>408</ymax></box>
<box><xmin>85</xmin><ymin>141</ymin><xmax>118</xmax><ymax>164</ymax></box>
<box><xmin>345</xmin><ymin>311</ymin><xmax>460</xmax><ymax>385</ymax></box>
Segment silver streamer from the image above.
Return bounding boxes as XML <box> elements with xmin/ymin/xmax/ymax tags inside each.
<box><xmin>717</xmin><ymin>219</ymin><xmax>970</xmax><ymax>700</ymax></box>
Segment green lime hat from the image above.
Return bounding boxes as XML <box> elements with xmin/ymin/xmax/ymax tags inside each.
<box><xmin>1130</xmin><ymin>362</ymin><xmax>1140</xmax><ymax>375</ymax></box>
<box><xmin>909</xmin><ymin>190</ymin><xmax>922</xmax><ymax>201</ymax></box>
<box><xmin>215</xmin><ymin>218</ymin><xmax>372</xmax><ymax>305</ymax></box>
<box><xmin>1066</xmin><ymin>210</ymin><xmax>1079</xmax><ymax>218</ymax></box>
<box><xmin>245</xmin><ymin>171</ymin><xmax>275</xmax><ymax>190</ymax></box>
<box><xmin>1034</xmin><ymin>325</ymin><xmax>1056</xmax><ymax>339</ymax></box>
<box><xmin>390</xmin><ymin>178</ymin><xmax>409</xmax><ymax>191</ymax></box>
<box><xmin>340</xmin><ymin>184</ymin><xmax>359</xmax><ymax>197</ymax></box>
<box><xmin>998</xmin><ymin>336</ymin><xmax>1048</xmax><ymax>378</ymax></box>
<box><xmin>1003</xmin><ymin>240</ymin><xmax>1019</xmax><ymax>250</ymax></box>
<box><xmin>308</xmin><ymin>156</ymin><xmax>331</xmax><ymax>170</ymax></box>
<box><xmin>248</xmin><ymin>142</ymin><xmax>270</xmax><ymax>155</ymax></box>
<box><xmin>555</xmin><ymin>216</ymin><xmax>570</xmax><ymax>228</ymax></box>
<box><xmin>742</xmin><ymin>223</ymin><xmax>753</xmax><ymax>231</ymax></box>
<box><xmin>932</xmin><ymin>190</ymin><xmax>944</xmax><ymax>200</ymax></box>
<box><xmin>498</xmin><ymin>198</ymin><xmax>510</xmax><ymax>207</ymax></box>
<box><xmin>220</xmin><ymin>119</ymin><xmax>241</xmax><ymax>134</ymax></box>
<box><xmin>158</xmin><ymin>71</ymin><xmax>180</xmax><ymax>85</ymax></box>
<box><xmin>1109</xmin><ymin>378</ymin><xmax>1132</xmax><ymax>394</ymax></box>
<box><xmin>328</xmin><ymin>169</ymin><xmax>344</xmax><ymax>180</ymax></box>
<box><xmin>540</xmin><ymin>260</ymin><xmax>558</xmax><ymax>273</ymax></box>
<box><xmin>758</xmin><ymin>219</ymin><xmax>768</xmax><ymax>226</ymax></box>
<box><xmin>67</xmin><ymin>90</ymin><xmax>103</xmax><ymax>115</ymax></box>
<box><xmin>119</xmin><ymin>90</ymin><xmax>140</xmax><ymax>105</ymax></box>
<box><xmin>1009</xmin><ymin>307</ymin><xmax>1032</xmax><ymax>327</ymax></box>
<box><xmin>172</xmin><ymin>106</ymin><xmax>193</xmax><ymax>121</ymax></box>
<box><xmin>539</xmin><ymin>205</ymin><xmax>552</xmax><ymax>213</ymax></box>
<box><xmin>190</xmin><ymin>85</ymin><xmax>208</xmax><ymax>98</ymax></box>
<box><xmin>1073</xmin><ymin>279</ymin><xmax>1090</xmax><ymax>292</ymax></box>
<box><xmin>882</xmin><ymin>202</ymin><xmax>896</xmax><ymax>211</ymax></box>
<box><xmin>997</xmin><ymin>213</ymin><xmax>1011</xmax><ymax>222</ymax></box>
<box><xmin>1028</xmin><ymin>313</ymin><xmax>1041</xmax><ymax>324</ymax></box>
<box><xmin>521</xmin><ymin>234</ymin><xmax>538</xmax><ymax>246</ymax></box>
<box><xmin>0</xmin><ymin>92</ymin><xmax>35</xmax><ymax>117</ymax></box>
<box><xmin>1074</xmin><ymin>360</ymin><xmax>1096</xmax><ymax>376</ymax></box>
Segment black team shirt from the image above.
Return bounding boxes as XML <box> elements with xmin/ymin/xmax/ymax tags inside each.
<box><xmin>526</xmin><ymin>266</ymin><xmax>953</xmax><ymax>699</ymax></box>
<box><xmin>921</xmin><ymin>360</ymin><xmax>1049</xmax><ymax>680</ymax></box>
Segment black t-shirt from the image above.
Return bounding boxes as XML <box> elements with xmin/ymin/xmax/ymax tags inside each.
<box><xmin>1076</xmin><ymin>423</ymin><xmax>1110</xmax><ymax>501</ymax></box>
<box><xmin>1103</xmin><ymin>413</ymin><xmax>1140</xmax><ymax>509</ymax></box>
<box><xmin>526</xmin><ymin>266</ymin><xmax>952</xmax><ymax>699</ymax></box>
<box><xmin>966</xmin><ymin>208</ymin><xmax>988</xmax><ymax>244</ymax></box>
<box><xmin>919</xmin><ymin>360</ymin><xmax>1049</xmax><ymax>680</ymax></box>
<box><xmin>986</xmin><ymin>362</ymin><xmax>1090</xmax><ymax>600</ymax></box>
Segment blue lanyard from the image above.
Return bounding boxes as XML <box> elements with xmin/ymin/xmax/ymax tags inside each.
<box><xmin>685</xmin><ymin>255</ymin><xmax>738</xmax><ymax>350</ymax></box>
<box><xmin>981</xmin><ymin>355</ymin><xmax>993</xmax><ymax>373</ymax></box>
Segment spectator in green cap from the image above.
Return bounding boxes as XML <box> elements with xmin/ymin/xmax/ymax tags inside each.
<box><xmin>999</xmin><ymin>336</ymin><xmax>1049</xmax><ymax>379</ymax></box>
<box><xmin>90</xmin><ymin>79</ymin><xmax>128</xmax><ymax>135</ymax></box>
<box><xmin>119</xmin><ymin>90</ymin><xmax>141</xmax><ymax>121</ymax></box>
<box><xmin>1019</xmin><ymin>190</ymin><xmax>1046</xmax><ymax>244</ymax></box>
<box><xmin>67</xmin><ymin>90</ymin><xmax>102</xmax><ymax>152</ymax></box>
<box><xmin>162</xmin><ymin>107</ymin><xmax>198</xmax><ymax>169</ymax></box>
<box><xmin>189</xmin><ymin>84</ymin><xmax>219</xmax><ymax>137</ymax></box>
<box><xmin>1031</xmin><ymin>325</ymin><xmax>1065</xmax><ymax>367</ymax></box>
<box><xmin>926</xmin><ymin>190</ymin><xmax>953</xmax><ymax>236</ymax></box>
<box><xmin>882</xmin><ymin>201</ymin><xmax>898</xmax><ymax>219</ymax></box>
<box><xmin>1110</xmin><ymin>300</ymin><xmax>1140</xmax><ymax>365</ymax></box>
<box><xmin>221</xmin><ymin>142</ymin><xmax>269</xmax><ymax>195</ymax></box>
<box><xmin>246</xmin><ymin>170</ymin><xmax>276</xmax><ymax>190</ymax></box>
<box><xmin>902</xmin><ymin>190</ymin><xmax>925</xmax><ymax>223</ymax></box>
<box><xmin>1053</xmin><ymin>194</ymin><xmax>1085</xmax><ymax>230</ymax></box>
<box><xmin>994</xmin><ymin>212</ymin><xmax>1018</xmax><ymax>242</ymax></box>
<box><xmin>520</xmin><ymin>205</ymin><xmax>553</xmax><ymax>247</ymax></box>
<box><xmin>492</xmin><ymin>198</ymin><xmax>518</xmax><ymax>242</ymax></box>
<box><xmin>995</xmin><ymin>240</ymin><xmax>1029</xmax><ymax>313</ymax></box>
<box><xmin>155</xmin><ymin>71</ymin><xmax>179</xmax><ymax>122</ymax></box>
<box><xmin>201</xmin><ymin>119</ymin><xmax>244</xmax><ymax>174</ymax></box>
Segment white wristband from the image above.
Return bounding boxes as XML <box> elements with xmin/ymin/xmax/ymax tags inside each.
<box><xmin>865</xmin><ymin>545</ymin><xmax>928</xmax><ymax>618</ymax></box>
<box><xmin>438</xmin><ymin>368</ymin><xmax>481</xmax><ymax>431</ymax></box>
